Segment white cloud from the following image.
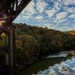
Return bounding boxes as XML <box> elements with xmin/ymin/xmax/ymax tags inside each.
<box><xmin>14</xmin><ymin>0</ymin><xmax>75</xmax><ymax>31</ymax></box>
<box><xmin>56</xmin><ymin>26</ymin><xmax>68</xmax><ymax>31</ymax></box>
<box><xmin>36</xmin><ymin>0</ymin><xmax>48</xmax><ymax>13</ymax></box>
<box><xmin>40</xmin><ymin>23</ymin><xmax>57</xmax><ymax>29</ymax></box>
<box><xmin>15</xmin><ymin>15</ymin><xmax>21</xmax><ymax>20</ymax></box>
<box><xmin>53</xmin><ymin>12</ymin><xmax>68</xmax><ymax>24</ymax></box>
<box><xmin>56</xmin><ymin>12</ymin><xmax>68</xmax><ymax>20</ymax></box>
<box><xmin>35</xmin><ymin>15</ymin><xmax>43</xmax><ymax>20</ymax></box>
<box><xmin>24</xmin><ymin>1</ymin><xmax>35</xmax><ymax>14</ymax></box>
<box><xmin>21</xmin><ymin>12</ymin><xmax>32</xmax><ymax>19</ymax></box>
<box><xmin>63</xmin><ymin>0</ymin><xmax>75</xmax><ymax>6</ymax></box>
<box><xmin>68</xmin><ymin>14</ymin><xmax>75</xmax><ymax>18</ymax></box>
<box><xmin>64</xmin><ymin>7</ymin><xmax>75</xmax><ymax>13</ymax></box>
<box><xmin>45</xmin><ymin>8</ymin><xmax>57</xmax><ymax>18</ymax></box>
<box><xmin>63</xmin><ymin>0</ymin><xmax>75</xmax><ymax>13</ymax></box>
<box><xmin>54</xmin><ymin>1</ymin><xmax>60</xmax><ymax>10</ymax></box>
<box><xmin>51</xmin><ymin>0</ymin><xmax>63</xmax><ymax>10</ymax></box>
<box><xmin>54</xmin><ymin>19</ymin><xmax>67</xmax><ymax>23</ymax></box>
<box><xmin>19</xmin><ymin>1</ymin><xmax>36</xmax><ymax>20</ymax></box>
<box><xmin>22</xmin><ymin>15</ymin><xmax>31</xmax><ymax>19</ymax></box>
<box><xmin>74</xmin><ymin>19</ymin><xmax>75</xmax><ymax>22</ymax></box>
<box><xmin>58</xmin><ymin>0</ymin><xmax>62</xmax><ymax>2</ymax></box>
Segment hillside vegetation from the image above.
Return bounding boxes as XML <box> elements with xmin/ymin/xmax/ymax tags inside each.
<box><xmin>68</xmin><ymin>30</ymin><xmax>75</xmax><ymax>35</ymax></box>
<box><xmin>0</xmin><ymin>23</ymin><xmax>75</xmax><ymax>66</ymax></box>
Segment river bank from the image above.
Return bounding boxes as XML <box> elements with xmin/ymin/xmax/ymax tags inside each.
<box><xmin>20</xmin><ymin>57</ymin><xmax>69</xmax><ymax>75</ymax></box>
<box><xmin>67</xmin><ymin>51</ymin><xmax>75</xmax><ymax>56</ymax></box>
<box><xmin>35</xmin><ymin>56</ymin><xmax>75</xmax><ymax>75</ymax></box>
<box><xmin>19</xmin><ymin>51</ymin><xmax>68</xmax><ymax>71</ymax></box>
<box><xmin>19</xmin><ymin>51</ymin><xmax>72</xmax><ymax>75</ymax></box>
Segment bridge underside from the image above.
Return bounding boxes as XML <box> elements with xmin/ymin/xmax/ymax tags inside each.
<box><xmin>0</xmin><ymin>0</ymin><xmax>31</xmax><ymax>75</ymax></box>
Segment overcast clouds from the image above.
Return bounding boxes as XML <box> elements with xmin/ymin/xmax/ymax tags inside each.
<box><xmin>14</xmin><ymin>0</ymin><xmax>75</xmax><ymax>31</ymax></box>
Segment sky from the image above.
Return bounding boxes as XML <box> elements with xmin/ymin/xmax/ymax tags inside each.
<box><xmin>13</xmin><ymin>0</ymin><xmax>75</xmax><ymax>31</ymax></box>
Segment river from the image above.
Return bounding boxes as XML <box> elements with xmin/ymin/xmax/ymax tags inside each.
<box><xmin>20</xmin><ymin>51</ymin><xmax>75</xmax><ymax>75</ymax></box>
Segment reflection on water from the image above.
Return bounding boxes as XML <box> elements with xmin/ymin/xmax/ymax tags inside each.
<box><xmin>45</xmin><ymin>51</ymin><xmax>68</xmax><ymax>58</ymax></box>
<box><xmin>35</xmin><ymin>57</ymin><xmax>75</xmax><ymax>75</ymax></box>
<box><xmin>20</xmin><ymin>57</ymin><xmax>67</xmax><ymax>75</ymax></box>
<box><xmin>20</xmin><ymin>51</ymin><xmax>74</xmax><ymax>75</ymax></box>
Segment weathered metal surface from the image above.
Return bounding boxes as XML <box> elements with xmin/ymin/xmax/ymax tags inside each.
<box><xmin>0</xmin><ymin>0</ymin><xmax>31</xmax><ymax>22</ymax></box>
<box><xmin>0</xmin><ymin>0</ymin><xmax>31</xmax><ymax>75</ymax></box>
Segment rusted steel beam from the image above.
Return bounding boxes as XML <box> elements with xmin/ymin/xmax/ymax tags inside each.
<box><xmin>16</xmin><ymin>0</ymin><xmax>18</xmax><ymax>10</ymax></box>
<box><xmin>0</xmin><ymin>0</ymin><xmax>13</xmax><ymax>13</ymax></box>
<box><xmin>0</xmin><ymin>1</ymin><xmax>31</xmax><ymax>75</ymax></box>
<box><xmin>0</xmin><ymin>25</ymin><xmax>10</xmax><ymax>33</ymax></box>
<box><xmin>0</xmin><ymin>0</ymin><xmax>31</xmax><ymax>25</ymax></box>
<box><xmin>0</xmin><ymin>46</ymin><xmax>8</xmax><ymax>52</ymax></box>
<box><xmin>8</xmin><ymin>25</ymin><xmax>17</xmax><ymax>75</ymax></box>
<box><xmin>12</xmin><ymin>0</ymin><xmax>31</xmax><ymax>21</ymax></box>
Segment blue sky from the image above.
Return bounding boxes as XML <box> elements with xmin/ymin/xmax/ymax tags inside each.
<box><xmin>13</xmin><ymin>0</ymin><xmax>75</xmax><ymax>31</ymax></box>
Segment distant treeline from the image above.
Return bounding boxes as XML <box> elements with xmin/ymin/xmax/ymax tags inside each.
<box><xmin>0</xmin><ymin>23</ymin><xmax>75</xmax><ymax>65</ymax></box>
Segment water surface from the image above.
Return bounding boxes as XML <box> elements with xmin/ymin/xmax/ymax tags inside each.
<box><xmin>20</xmin><ymin>51</ymin><xmax>74</xmax><ymax>75</ymax></box>
<box><xmin>36</xmin><ymin>57</ymin><xmax>75</xmax><ymax>75</ymax></box>
<box><xmin>20</xmin><ymin>57</ymin><xmax>68</xmax><ymax>75</ymax></box>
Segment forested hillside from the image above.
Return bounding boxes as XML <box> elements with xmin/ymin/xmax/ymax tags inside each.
<box><xmin>0</xmin><ymin>23</ymin><xmax>75</xmax><ymax>66</ymax></box>
<box><xmin>68</xmin><ymin>30</ymin><xmax>75</xmax><ymax>35</ymax></box>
